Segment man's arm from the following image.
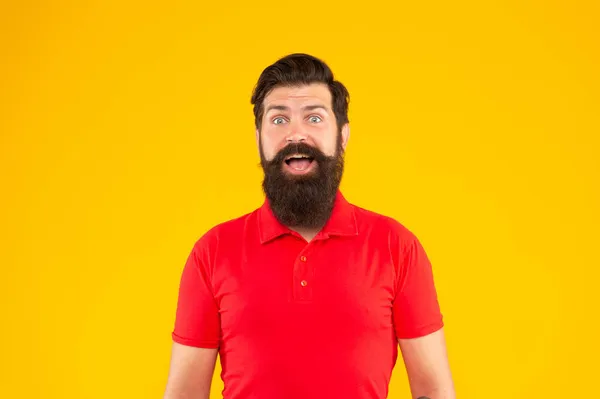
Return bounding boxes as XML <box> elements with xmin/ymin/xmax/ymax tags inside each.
<box><xmin>163</xmin><ymin>342</ymin><xmax>218</xmax><ymax>399</ymax></box>
<box><xmin>165</xmin><ymin>236</ymin><xmax>221</xmax><ymax>398</ymax></box>
<box><xmin>399</xmin><ymin>328</ymin><xmax>455</xmax><ymax>399</ymax></box>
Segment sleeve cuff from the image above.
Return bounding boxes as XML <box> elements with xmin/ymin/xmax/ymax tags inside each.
<box><xmin>396</xmin><ymin>320</ymin><xmax>444</xmax><ymax>340</ymax></box>
<box><xmin>171</xmin><ymin>332</ymin><xmax>219</xmax><ymax>348</ymax></box>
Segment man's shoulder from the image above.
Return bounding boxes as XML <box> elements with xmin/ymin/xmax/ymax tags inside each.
<box><xmin>350</xmin><ymin>202</ymin><xmax>418</xmax><ymax>242</ymax></box>
<box><xmin>190</xmin><ymin>206</ymin><xmax>261</xmax><ymax>251</ymax></box>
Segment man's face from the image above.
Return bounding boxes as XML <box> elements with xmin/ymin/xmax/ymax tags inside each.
<box><xmin>257</xmin><ymin>83</ymin><xmax>350</xmax><ymax>229</ymax></box>
<box><xmin>258</xmin><ymin>83</ymin><xmax>347</xmax><ymax>169</ymax></box>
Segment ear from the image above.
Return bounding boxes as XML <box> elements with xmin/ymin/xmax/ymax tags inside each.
<box><xmin>255</xmin><ymin>128</ymin><xmax>261</xmax><ymax>157</ymax></box>
<box><xmin>340</xmin><ymin>123</ymin><xmax>350</xmax><ymax>150</ymax></box>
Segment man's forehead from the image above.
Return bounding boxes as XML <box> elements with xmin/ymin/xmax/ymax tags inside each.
<box><xmin>263</xmin><ymin>84</ymin><xmax>332</xmax><ymax>108</ymax></box>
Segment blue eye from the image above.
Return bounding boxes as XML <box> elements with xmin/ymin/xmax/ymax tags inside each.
<box><xmin>308</xmin><ymin>115</ymin><xmax>322</xmax><ymax>123</ymax></box>
<box><xmin>273</xmin><ymin>117</ymin><xmax>286</xmax><ymax>125</ymax></box>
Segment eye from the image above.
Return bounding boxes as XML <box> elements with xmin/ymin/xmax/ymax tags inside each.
<box><xmin>272</xmin><ymin>117</ymin><xmax>287</xmax><ymax>125</ymax></box>
<box><xmin>308</xmin><ymin>115</ymin><xmax>322</xmax><ymax>123</ymax></box>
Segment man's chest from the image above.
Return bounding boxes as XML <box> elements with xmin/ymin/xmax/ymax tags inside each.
<box><xmin>211</xmin><ymin>237</ymin><xmax>397</xmax><ymax>345</ymax></box>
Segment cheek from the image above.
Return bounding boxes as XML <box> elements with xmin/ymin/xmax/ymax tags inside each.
<box><xmin>260</xmin><ymin>131</ymin><xmax>282</xmax><ymax>160</ymax></box>
<box><xmin>317</xmin><ymin>132</ymin><xmax>339</xmax><ymax>157</ymax></box>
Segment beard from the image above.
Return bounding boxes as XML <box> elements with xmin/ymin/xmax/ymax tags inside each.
<box><xmin>259</xmin><ymin>136</ymin><xmax>345</xmax><ymax>230</ymax></box>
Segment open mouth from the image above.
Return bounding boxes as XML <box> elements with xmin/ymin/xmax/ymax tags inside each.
<box><xmin>284</xmin><ymin>153</ymin><xmax>315</xmax><ymax>173</ymax></box>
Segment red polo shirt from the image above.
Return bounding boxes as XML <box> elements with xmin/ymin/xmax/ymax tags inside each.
<box><xmin>172</xmin><ymin>191</ymin><xmax>443</xmax><ymax>399</ymax></box>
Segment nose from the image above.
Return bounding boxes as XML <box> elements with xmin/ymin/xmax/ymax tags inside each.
<box><xmin>285</xmin><ymin>133</ymin><xmax>306</xmax><ymax>143</ymax></box>
<box><xmin>285</xmin><ymin>122</ymin><xmax>308</xmax><ymax>143</ymax></box>
<box><xmin>286</xmin><ymin>134</ymin><xmax>306</xmax><ymax>143</ymax></box>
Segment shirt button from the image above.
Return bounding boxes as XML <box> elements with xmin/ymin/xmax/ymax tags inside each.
<box><xmin>300</xmin><ymin>280</ymin><xmax>308</xmax><ymax>287</ymax></box>
<box><xmin>300</xmin><ymin>256</ymin><xmax>307</xmax><ymax>262</ymax></box>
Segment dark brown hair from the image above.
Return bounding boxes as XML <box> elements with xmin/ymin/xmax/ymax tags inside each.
<box><xmin>250</xmin><ymin>53</ymin><xmax>350</xmax><ymax>131</ymax></box>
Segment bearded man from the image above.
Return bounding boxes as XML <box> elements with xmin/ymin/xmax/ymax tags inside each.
<box><xmin>163</xmin><ymin>53</ymin><xmax>455</xmax><ymax>399</ymax></box>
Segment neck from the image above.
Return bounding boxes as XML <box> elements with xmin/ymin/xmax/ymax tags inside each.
<box><xmin>290</xmin><ymin>226</ymin><xmax>321</xmax><ymax>242</ymax></box>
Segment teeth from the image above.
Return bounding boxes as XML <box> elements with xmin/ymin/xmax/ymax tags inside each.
<box><xmin>287</xmin><ymin>154</ymin><xmax>309</xmax><ymax>160</ymax></box>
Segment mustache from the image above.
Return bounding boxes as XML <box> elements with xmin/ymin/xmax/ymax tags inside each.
<box><xmin>269</xmin><ymin>142</ymin><xmax>330</xmax><ymax>165</ymax></box>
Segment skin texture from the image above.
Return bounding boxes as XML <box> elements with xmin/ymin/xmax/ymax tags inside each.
<box><xmin>257</xmin><ymin>83</ymin><xmax>349</xmax><ymax>162</ymax></box>
<box><xmin>400</xmin><ymin>329</ymin><xmax>456</xmax><ymax>399</ymax></box>
<box><xmin>163</xmin><ymin>343</ymin><xmax>217</xmax><ymax>398</ymax></box>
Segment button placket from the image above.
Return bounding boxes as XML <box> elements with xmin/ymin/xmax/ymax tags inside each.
<box><xmin>293</xmin><ymin>251</ymin><xmax>313</xmax><ymax>302</ymax></box>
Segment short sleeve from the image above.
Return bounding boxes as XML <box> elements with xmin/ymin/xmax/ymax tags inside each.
<box><xmin>171</xmin><ymin>240</ymin><xmax>220</xmax><ymax>348</ymax></box>
<box><xmin>392</xmin><ymin>231</ymin><xmax>444</xmax><ymax>339</ymax></box>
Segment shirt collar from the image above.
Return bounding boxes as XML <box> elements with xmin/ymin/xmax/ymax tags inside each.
<box><xmin>258</xmin><ymin>191</ymin><xmax>359</xmax><ymax>244</ymax></box>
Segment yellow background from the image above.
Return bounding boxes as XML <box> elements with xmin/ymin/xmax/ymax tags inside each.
<box><xmin>1</xmin><ymin>1</ymin><xmax>599</xmax><ymax>398</ymax></box>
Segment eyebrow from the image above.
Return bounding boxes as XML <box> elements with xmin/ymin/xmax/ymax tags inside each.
<box><xmin>265</xmin><ymin>104</ymin><xmax>329</xmax><ymax>113</ymax></box>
